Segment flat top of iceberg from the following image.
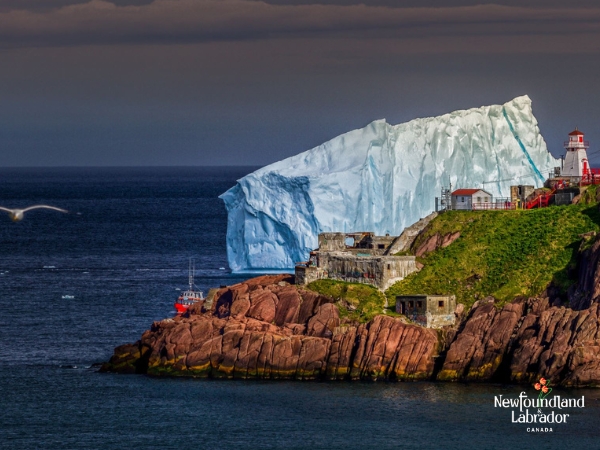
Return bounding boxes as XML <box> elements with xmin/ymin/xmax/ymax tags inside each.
<box><xmin>252</xmin><ymin>95</ymin><xmax>537</xmax><ymax>177</ymax></box>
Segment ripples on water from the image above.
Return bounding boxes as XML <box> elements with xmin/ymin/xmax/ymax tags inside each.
<box><xmin>0</xmin><ymin>167</ymin><xmax>598</xmax><ymax>449</ymax></box>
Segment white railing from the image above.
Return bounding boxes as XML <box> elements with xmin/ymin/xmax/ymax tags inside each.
<box><xmin>471</xmin><ymin>200</ymin><xmax>515</xmax><ymax>210</ymax></box>
<box><xmin>564</xmin><ymin>141</ymin><xmax>589</xmax><ymax>148</ymax></box>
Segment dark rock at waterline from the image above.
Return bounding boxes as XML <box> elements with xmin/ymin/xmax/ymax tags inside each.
<box><xmin>435</xmin><ymin>290</ymin><xmax>600</xmax><ymax>387</ymax></box>
<box><xmin>437</xmin><ymin>299</ymin><xmax>525</xmax><ymax>382</ymax></box>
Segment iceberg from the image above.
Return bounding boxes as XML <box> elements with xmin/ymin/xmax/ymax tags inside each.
<box><xmin>220</xmin><ymin>95</ymin><xmax>560</xmax><ymax>272</ymax></box>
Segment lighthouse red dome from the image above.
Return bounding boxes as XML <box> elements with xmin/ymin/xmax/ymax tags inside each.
<box><xmin>569</xmin><ymin>128</ymin><xmax>584</xmax><ymax>136</ymax></box>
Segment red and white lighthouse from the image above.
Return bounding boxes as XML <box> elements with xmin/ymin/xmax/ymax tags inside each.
<box><xmin>561</xmin><ymin>128</ymin><xmax>590</xmax><ymax>178</ymax></box>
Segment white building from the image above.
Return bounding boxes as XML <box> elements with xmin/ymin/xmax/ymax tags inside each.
<box><xmin>562</xmin><ymin>128</ymin><xmax>590</xmax><ymax>177</ymax></box>
<box><xmin>451</xmin><ymin>189</ymin><xmax>493</xmax><ymax>210</ymax></box>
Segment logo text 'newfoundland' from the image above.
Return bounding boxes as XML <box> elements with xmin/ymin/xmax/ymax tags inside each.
<box><xmin>493</xmin><ymin>378</ymin><xmax>585</xmax><ymax>432</ymax></box>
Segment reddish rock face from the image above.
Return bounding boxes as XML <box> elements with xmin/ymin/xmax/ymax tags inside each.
<box><xmin>414</xmin><ymin>232</ymin><xmax>461</xmax><ymax>257</ymax></box>
<box><xmin>103</xmin><ymin>273</ymin><xmax>600</xmax><ymax>386</ymax></box>
<box><xmin>230</xmin><ymin>294</ymin><xmax>250</xmax><ymax>319</ymax></box>
<box><xmin>245</xmin><ymin>274</ymin><xmax>294</xmax><ymax>288</ymax></box>
<box><xmin>438</xmin><ymin>300</ymin><xmax>524</xmax><ymax>381</ymax></box>
<box><xmin>327</xmin><ymin>326</ymin><xmax>358</xmax><ymax>380</ymax></box>
<box><xmin>296</xmin><ymin>289</ymin><xmax>331</xmax><ymax>324</ymax></box>
<box><xmin>306</xmin><ymin>304</ymin><xmax>340</xmax><ymax>338</ymax></box>
<box><xmin>350</xmin><ymin>315</ymin><xmax>438</xmax><ymax>381</ymax></box>
<box><xmin>273</xmin><ymin>286</ymin><xmax>301</xmax><ymax>326</ymax></box>
<box><xmin>434</xmin><ymin>291</ymin><xmax>600</xmax><ymax>387</ymax></box>
<box><xmin>415</xmin><ymin>234</ymin><xmax>440</xmax><ymax>257</ymax></box>
<box><xmin>103</xmin><ymin>275</ymin><xmax>439</xmax><ymax>380</ymax></box>
<box><xmin>441</xmin><ymin>231</ymin><xmax>461</xmax><ymax>248</ymax></box>
<box><xmin>509</xmin><ymin>302</ymin><xmax>600</xmax><ymax>387</ymax></box>
<box><xmin>247</xmin><ymin>288</ymin><xmax>278</xmax><ymax>323</ymax></box>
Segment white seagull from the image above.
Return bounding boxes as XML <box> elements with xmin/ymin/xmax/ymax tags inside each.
<box><xmin>0</xmin><ymin>205</ymin><xmax>69</xmax><ymax>222</ymax></box>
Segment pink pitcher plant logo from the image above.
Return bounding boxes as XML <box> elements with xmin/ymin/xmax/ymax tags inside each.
<box><xmin>534</xmin><ymin>377</ymin><xmax>552</xmax><ymax>400</ymax></box>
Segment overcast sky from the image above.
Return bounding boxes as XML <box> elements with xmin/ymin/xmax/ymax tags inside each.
<box><xmin>2</xmin><ymin>0</ymin><xmax>600</xmax><ymax>166</ymax></box>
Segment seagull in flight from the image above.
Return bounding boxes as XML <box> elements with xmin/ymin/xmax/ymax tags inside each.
<box><xmin>0</xmin><ymin>205</ymin><xmax>69</xmax><ymax>222</ymax></box>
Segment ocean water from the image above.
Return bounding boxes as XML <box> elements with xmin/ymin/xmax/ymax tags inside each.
<box><xmin>0</xmin><ymin>166</ymin><xmax>599</xmax><ymax>449</ymax></box>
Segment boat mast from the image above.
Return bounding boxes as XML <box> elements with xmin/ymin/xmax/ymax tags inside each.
<box><xmin>189</xmin><ymin>257</ymin><xmax>194</xmax><ymax>291</ymax></box>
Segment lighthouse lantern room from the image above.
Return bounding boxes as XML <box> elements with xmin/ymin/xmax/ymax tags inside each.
<box><xmin>561</xmin><ymin>128</ymin><xmax>591</xmax><ymax>177</ymax></box>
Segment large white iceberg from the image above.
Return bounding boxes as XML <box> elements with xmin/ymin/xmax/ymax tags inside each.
<box><xmin>220</xmin><ymin>95</ymin><xmax>559</xmax><ymax>272</ymax></box>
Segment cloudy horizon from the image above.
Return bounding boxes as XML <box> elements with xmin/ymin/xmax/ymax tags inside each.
<box><xmin>2</xmin><ymin>0</ymin><xmax>600</xmax><ymax>166</ymax></box>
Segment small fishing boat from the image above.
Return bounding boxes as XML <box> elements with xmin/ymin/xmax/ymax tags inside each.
<box><xmin>174</xmin><ymin>258</ymin><xmax>204</xmax><ymax>313</ymax></box>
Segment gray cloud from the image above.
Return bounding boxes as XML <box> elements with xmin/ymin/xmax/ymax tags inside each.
<box><xmin>0</xmin><ymin>0</ymin><xmax>153</xmax><ymax>12</ymax></box>
<box><xmin>1</xmin><ymin>0</ymin><xmax>600</xmax><ymax>51</ymax></box>
<box><xmin>3</xmin><ymin>0</ymin><xmax>600</xmax><ymax>11</ymax></box>
<box><xmin>259</xmin><ymin>0</ymin><xmax>600</xmax><ymax>7</ymax></box>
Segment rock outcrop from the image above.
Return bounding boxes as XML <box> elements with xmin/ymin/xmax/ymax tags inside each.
<box><xmin>570</xmin><ymin>232</ymin><xmax>600</xmax><ymax>310</ymax></box>
<box><xmin>437</xmin><ymin>298</ymin><xmax>524</xmax><ymax>381</ymax></box>
<box><xmin>413</xmin><ymin>231</ymin><xmax>461</xmax><ymax>257</ymax></box>
<box><xmin>103</xmin><ymin>275</ymin><xmax>439</xmax><ymax>381</ymax></box>
<box><xmin>384</xmin><ymin>212</ymin><xmax>438</xmax><ymax>255</ymax></box>
<box><xmin>508</xmin><ymin>300</ymin><xmax>600</xmax><ymax>387</ymax></box>
<box><xmin>435</xmin><ymin>290</ymin><xmax>600</xmax><ymax>387</ymax></box>
<box><xmin>103</xmin><ymin>235</ymin><xmax>600</xmax><ymax>387</ymax></box>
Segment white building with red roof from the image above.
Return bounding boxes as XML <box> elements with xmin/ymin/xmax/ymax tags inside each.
<box><xmin>451</xmin><ymin>188</ymin><xmax>493</xmax><ymax>210</ymax></box>
<box><xmin>562</xmin><ymin>128</ymin><xmax>590</xmax><ymax>177</ymax></box>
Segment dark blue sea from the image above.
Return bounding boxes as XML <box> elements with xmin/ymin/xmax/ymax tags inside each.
<box><xmin>1</xmin><ymin>167</ymin><xmax>599</xmax><ymax>449</ymax></box>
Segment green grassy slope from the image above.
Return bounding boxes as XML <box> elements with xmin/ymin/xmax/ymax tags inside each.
<box><xmin>305</xmin><ymin>189</ymin><xmax>600</xmax><ymax>322</ymax></box>
<box><xmin>306</xmin><ymin>279</ymin><xmax>393</xmax><ymax>323</ymax></box>
<box><xmin>387</xmin><ymin>198</ymin><xmax>600</xmax><ymax>309</ymax></box>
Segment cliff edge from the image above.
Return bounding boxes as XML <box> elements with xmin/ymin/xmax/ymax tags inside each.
<box><xmin>103</xmin><ymin>234</ymin><xmax>600</xmax><ymax>387</ymax></box>
<box><xmin>102</xmin><ymin>275</ymin><xmax>438</xmax><ymax>381</ymax></box>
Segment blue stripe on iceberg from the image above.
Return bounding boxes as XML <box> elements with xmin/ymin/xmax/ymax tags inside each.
<box><xmin>219</xmin><ymin>95</ymin><xmax>559</xmax><ymax>272</ymax></box>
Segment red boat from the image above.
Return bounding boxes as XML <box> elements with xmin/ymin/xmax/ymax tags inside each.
<box><xmin>174</xmin><ymin>258</ymin><xmax>205</xmax><ymax>313</ymax></box>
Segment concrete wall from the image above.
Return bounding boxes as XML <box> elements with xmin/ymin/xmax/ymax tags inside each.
<box><xmin>297</xmin><ymin>231</ymin><xmax>419</xmax><ymax>290</ymax></box>
<box><xmin>510</xmin><ymin>185</ymin><xmax>535</xmax><ymax>204</ymax></box>
<box><xmin>318</xmin><ymin>233</ymin><xmax>348</xmax><ymax>252</ymax></box>
<box><xmin>295</xmin><ymin>265</ymin><xmax>327</xmax><ymax>285</ymax></box>
<box><xmin>322</xmin><ymin>253</ymin><xmax>417</xmax><ymax>290</ymax></box>
<box><xmin>369</xmin><ymin>235</ymin><xmax>396</xmax><ymax>251</ymax></box>
<box><xmin>318</xmin><ymin>232</ymin><xmax>395</xmax><ymax>253</ymax></box>
<box><xmin>396</xmin><ymin>295</ymin><xmax>456</xmax><ymax>328</ymax></box>
<box><xmin>555</xmin><ymin>192</ymin><xmax>575</xmax><ymax>206</ymax></box>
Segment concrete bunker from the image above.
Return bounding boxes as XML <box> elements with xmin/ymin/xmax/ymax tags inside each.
<box><xmin>296</xmin><ymin>232</ymin><xmax>419</xmax><ymax>290</ymax></box>
<box><xmin>396</xmin><ymin>294</ymin><xmax>456</xmax><ymax>328</ymax></box>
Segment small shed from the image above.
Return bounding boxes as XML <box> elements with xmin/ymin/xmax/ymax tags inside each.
<box><xmin>396</xmin><ymin>295</ymin><xmax>456</xmax><ymax>328</ymax></box>
<box><xmin>451</xmin><ymin>189</ymin><xmax>493</xmax><ymax>210</ymax></box>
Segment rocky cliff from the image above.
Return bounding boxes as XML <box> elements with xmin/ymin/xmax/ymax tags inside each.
<box><xmin>437</xmin><ymin>294</ymin><xmax>600</xmax><ymax>387</ymax></box>
<box><xmin>102</xmin><ymin>274</ymin><xmax>438</xmax><ymax>381</ymax></box>
<box><xmin>103</xmin><ymin>233</ymin><xmax>600</xmax><ymax>386</ymax></box>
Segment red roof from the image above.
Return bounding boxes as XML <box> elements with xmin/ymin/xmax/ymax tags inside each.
<box><xmin>569</xmin><ymin>129</ymin><xmax>584</xmax><ymax>136</ymax></box>
<box><xmin>452</xmin><ymin>189</ymin><xmax>485</xmax><ymax>196</ymax></box>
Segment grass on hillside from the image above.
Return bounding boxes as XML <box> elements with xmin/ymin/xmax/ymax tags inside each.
<box><xmin>387</xmin><ymin>195</ymin><xmax>600</xmax><ymax>309</ymax></box>
<box><xmin>306</xmin><ymin>279</ymin><xmax>396</xmax><ymax>324</ymax></box>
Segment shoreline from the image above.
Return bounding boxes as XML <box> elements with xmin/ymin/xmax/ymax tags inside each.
<box><xmin>102</xmin><ymin>274</ymin><xmax>600</xmax><ymax>388</ymax></box>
